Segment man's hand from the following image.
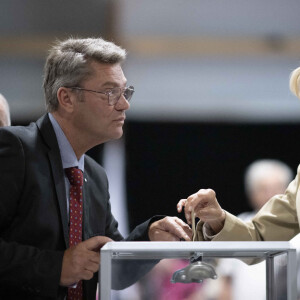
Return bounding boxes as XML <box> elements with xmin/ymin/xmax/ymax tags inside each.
<box><xmin>148</xmin><ymin>216</ymin><xmax>192</xmax><ymax>241</ymax></box>
<box><xmin>177</xmin><ymin>188</ymin><xmax>226</xmax><ymax>234</ymax></box>
<box><xmin>60</xmin><ymin>236</ymin><xmax>112</xmax><ymax>287</ymax></box>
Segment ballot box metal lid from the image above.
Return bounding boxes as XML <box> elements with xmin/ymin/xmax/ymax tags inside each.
<box><xmin>101</xmin><ymin>241</ymin><xmax>296</xmax><ymax>260</ymax></box>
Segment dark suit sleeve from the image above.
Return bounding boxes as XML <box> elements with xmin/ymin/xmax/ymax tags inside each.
<box><xmin>125</xmin><ymin>216</ymin><xmax>166</xmax><ymax>241</ymax></box>
<box><xmin>0</xmin><ymin>129</ymin><xmax>64</xmax><ymax>298</ymax></box>
<box><xmin>100</xmin><ymin>183</ymin><xmax>164</xmax><ymax>289</ymax></box>
<box><xmin>110</xmin><ymin>216</ymin><xmax>165</xmax><ymax>290</ymax></box>
<box><xmin>84</xmin><ymin>156</ymin><xmax>165</xmax><ymax>292</ymax></box>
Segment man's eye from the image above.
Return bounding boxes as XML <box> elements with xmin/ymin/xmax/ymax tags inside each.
<box><xmin>104</xmin><ymin>89</ymin><xmax>113</xmax><ymax>95</ymax></box>
<box><xmin>110</xmin><ymin>89</ymin><xmax>119</xmax><ymax>95</ymax></box>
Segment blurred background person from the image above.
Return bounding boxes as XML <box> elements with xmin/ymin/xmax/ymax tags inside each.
<box><xmin>0</xmin><ymin>93</ymin><xmax>11</xmax><ymax>127</ymax></box>
<box><xmin>201</xmin><ymin>159</ymin><xmax>293</xmax><ymax>300</ymax></box>
<box><xmin>240</xmin><ymin>159</ymin><xmax>293</xmax><ymax>221</ymax></box>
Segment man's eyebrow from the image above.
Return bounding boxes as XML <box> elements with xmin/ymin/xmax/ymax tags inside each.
<box><xmin>101</xmin><ymin>81</ymin><xmax>127</xmax><ymax>88</ymax></box>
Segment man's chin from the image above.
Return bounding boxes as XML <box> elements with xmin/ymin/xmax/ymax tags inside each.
<box><xmin>112</xmin><ymin>129</ymin><xmax>124</xmax><ymax>140</ymax></box>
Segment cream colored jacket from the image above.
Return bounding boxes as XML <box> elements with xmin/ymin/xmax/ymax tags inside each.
<box><xmin>195</xmin><ymin>165</ymin><xmax>300</xmax><ymax>241</ymax></box>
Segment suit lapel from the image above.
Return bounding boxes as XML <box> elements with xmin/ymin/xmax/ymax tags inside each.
<box><xmin>36</xmin><ymin>114</ymin><xmax>69</xmax><ymax>247</ymax></box>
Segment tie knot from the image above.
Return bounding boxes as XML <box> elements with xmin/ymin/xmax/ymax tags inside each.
<box><xmin>65</xmin><ymin>167</ymin><xmax>83</xmax><ymax>186</ymax></box>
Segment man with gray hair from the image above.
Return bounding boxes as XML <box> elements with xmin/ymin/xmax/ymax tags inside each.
<box><xmin>241</xmin><ymin>159</ymin><xmax>293</xmax><ymax>220</ymax></box>
<box><xmin>0</xmin><ymin>93</ymin><xmax>11</xmax><ymax>127</ymax></box>
<box><xmin>0</xmin><ymin>37</ymin><xmax>192</xmax><ymax>300</ymax></box>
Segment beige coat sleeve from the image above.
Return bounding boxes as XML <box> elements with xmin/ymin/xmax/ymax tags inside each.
<box><xmin>195</xmin><ymin>167</ymin><xmax>300</xmax><ymax>242</ymax></box>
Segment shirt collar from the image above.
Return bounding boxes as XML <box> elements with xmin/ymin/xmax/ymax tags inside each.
<box><xmin>48</xmin><ymin>113</ymin><xmax>84</xmax><ymax>172</ymax></box>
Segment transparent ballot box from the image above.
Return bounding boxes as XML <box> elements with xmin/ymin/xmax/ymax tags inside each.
<box><xmin>99</xmin><ymin>241</ymin><xmax>297</xmax><ymax>300</ymax></box>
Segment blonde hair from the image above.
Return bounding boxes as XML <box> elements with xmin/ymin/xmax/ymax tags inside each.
<box><xmin>289</xmin><ymin>66</ymin><xmax>300</xmax><ymax>99</ymax></box>
<box><xmin>0</xmin><ymin>94</ymin><xmax>11</xmax><ymax>126</ymax></box>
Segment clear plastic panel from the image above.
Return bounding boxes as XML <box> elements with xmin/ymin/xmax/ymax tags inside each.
<box><xmin>99</xmin><ymin>242</ymin><xmax>297</xmax><ymax>300</ymax></box>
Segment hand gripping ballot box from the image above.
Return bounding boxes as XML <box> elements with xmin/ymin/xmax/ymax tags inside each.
<box><xmin>99</xmin><ymin>241</ymin><xmax>297</xmax><ymax>300</ymax></box>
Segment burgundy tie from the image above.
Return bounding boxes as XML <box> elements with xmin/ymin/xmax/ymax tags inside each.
<box><xmin>65</xmin><ymin>167</ymin><xmax>84</xmax><ymax>300</ymax></box>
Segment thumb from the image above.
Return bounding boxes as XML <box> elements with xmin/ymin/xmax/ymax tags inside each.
<box><xmin>84</xmin><ymin>236</ymin><xmax>113</xmax><ymax>251</ymax></box>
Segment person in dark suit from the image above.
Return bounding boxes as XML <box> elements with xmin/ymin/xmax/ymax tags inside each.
<box><xmin>0</xmin><ymin>37</ymin><xmax>192</xmax><ymax>300</ymax></box>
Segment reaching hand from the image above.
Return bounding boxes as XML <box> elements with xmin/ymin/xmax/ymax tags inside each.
<box><xmin>177</xmin><ymin>189</ymin><xmax>226</xmax><ymax>234</ymax></box>
<box><xmin>60</xmin><ymin>236</ymin><xmax>112</xmax><ymax>286</ymax></box>
<box><xmin>148</xmin><ymin>216</ymin><xmax>192</xmax><ymax>241</ymax></box>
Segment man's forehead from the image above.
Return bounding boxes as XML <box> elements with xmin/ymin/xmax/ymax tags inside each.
<box><xmin>88</xmin><ymin>61</ymin><xmax>127</xmax><ymax>86</ymax></box>
<box><xmin>90</xmin><ymin>61</ymin><xmax>123</xmax><ymax>72</ymax></box>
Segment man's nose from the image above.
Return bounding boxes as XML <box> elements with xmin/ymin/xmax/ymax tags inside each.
<box><xmin>115</xmin><ymin>94</ymin><xmax>130</xmax><ymax>110</ymax></box>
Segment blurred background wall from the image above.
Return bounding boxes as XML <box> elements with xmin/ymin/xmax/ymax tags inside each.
<box><xmin>1</xmin><ymin>0</ymin><xmax>300</xmax><ymax>232</ymax></box>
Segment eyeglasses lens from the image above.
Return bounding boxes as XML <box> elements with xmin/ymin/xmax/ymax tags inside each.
<box><xmin>123</xmin><ymin>87</ymin><xmax>134</xmax><ymax>101</ymax></box>
<box><xmin>108</xmin><ymin>86</ymin><xmax>134</xmax><ymax>105</ymax></box>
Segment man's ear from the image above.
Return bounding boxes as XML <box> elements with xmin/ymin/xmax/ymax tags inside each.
<box><xmin>57</xmin><ymin>87</ymin><xmax>75</xmax><ymax>113</ymax></box>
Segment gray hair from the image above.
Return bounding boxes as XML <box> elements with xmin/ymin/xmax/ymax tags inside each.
<box><xmin>244</xmin><ymin>159</ymin><xmax>293</xmax><ymax>197</ymax></box>
<box><xmin>43</xmin><ymin>37</ymin><xmax>127</xmax><ymax>112</ymax></box>
<box><xmin>0</xmin><ymin>93</ymin><xmax>11</xmax><ymax>126</ymax></box>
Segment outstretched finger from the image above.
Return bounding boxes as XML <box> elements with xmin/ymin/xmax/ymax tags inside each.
<box><xmin>184</xmin><ymin>193</ymin><xmax>200</xmax><ymax>224</ymax></box>
<box><xmin>177</xmin><ymin>199</ymin><xmax>186</xmax><ymax>213</ymax></box>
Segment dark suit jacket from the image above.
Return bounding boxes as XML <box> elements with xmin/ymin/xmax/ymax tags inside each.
<box><xmin>0</xmin><ymin>114</ymin><xmax>152</xmax><ymax>299</ymax></box>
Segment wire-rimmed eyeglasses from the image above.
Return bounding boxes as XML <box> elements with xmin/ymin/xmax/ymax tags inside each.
<box><xmin>67</xmin><ymin>86</ymin><xmax>134</xmax><ymax>106</ymax></box>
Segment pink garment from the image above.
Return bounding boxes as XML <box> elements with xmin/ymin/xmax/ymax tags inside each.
<box><xmin>156</xmin><ymin>260</ymin><xmax>202</xmax><ymax>300</ymax></box>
